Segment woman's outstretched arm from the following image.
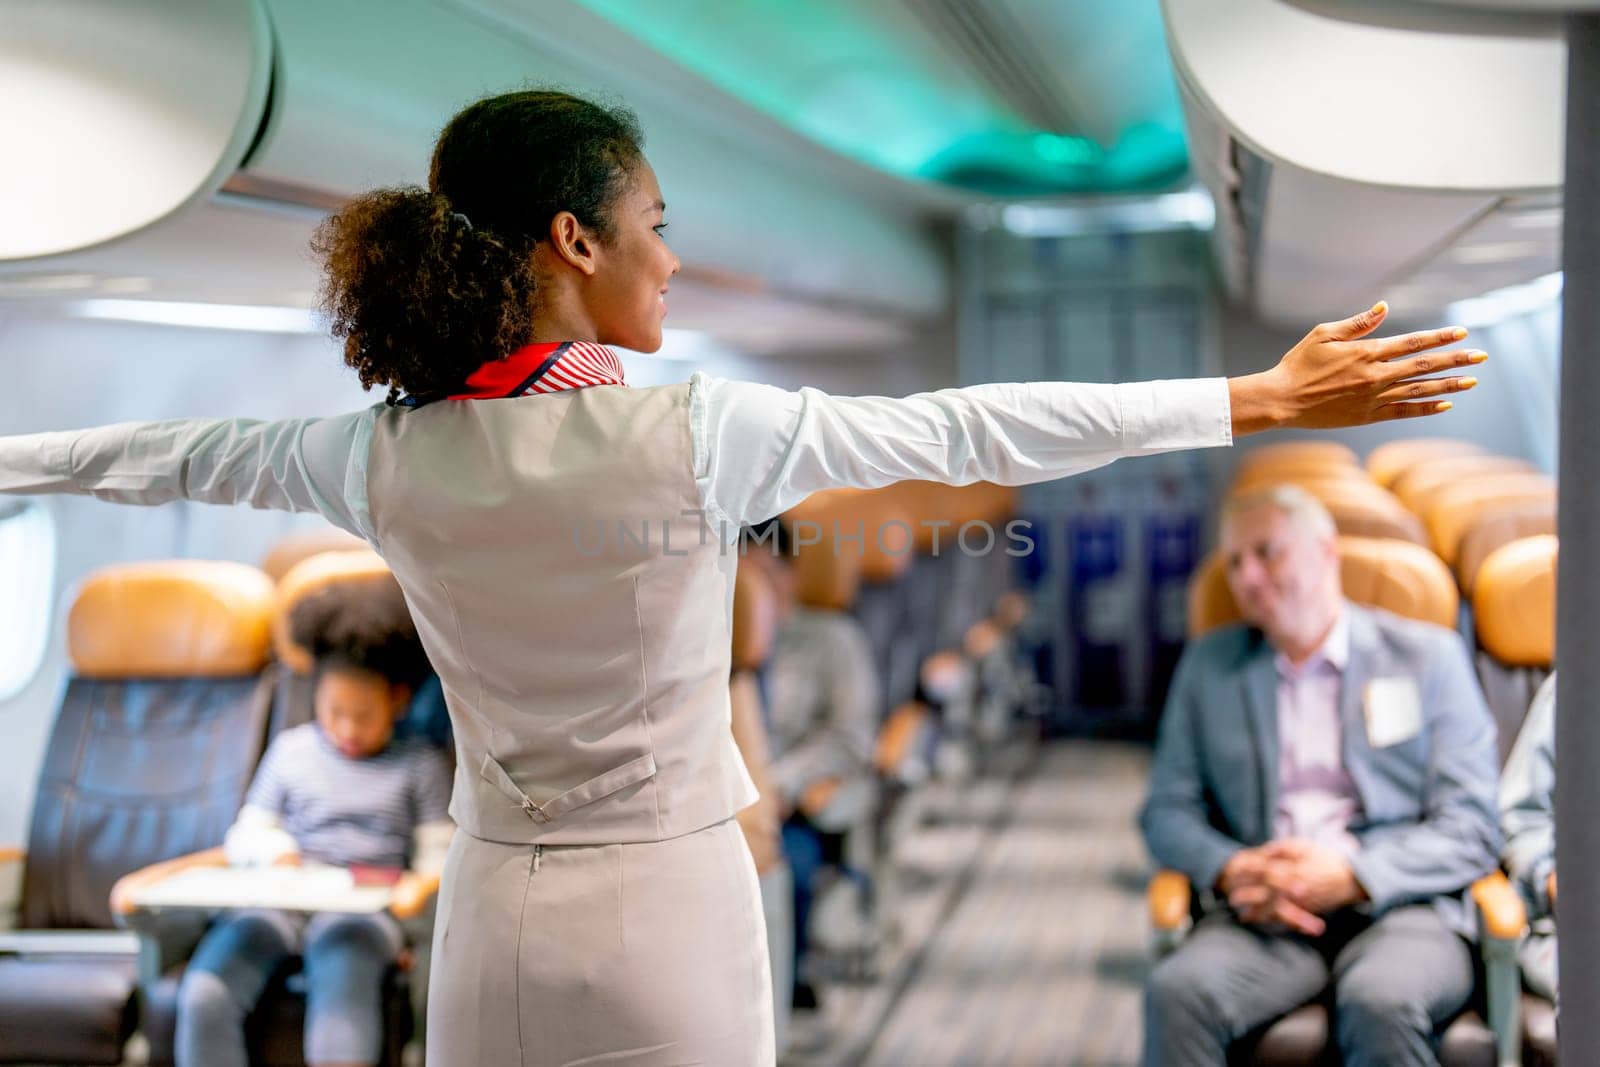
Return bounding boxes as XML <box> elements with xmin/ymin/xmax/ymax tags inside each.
<box><xmin>696</xmin><ymin>303</ymin><xmax>1484</xmax><ymax>529</ymax></box>
<box><xmin>0</xmin><ymin>408</ymin><xmax>380</xmax><ymax>541</ymax></box>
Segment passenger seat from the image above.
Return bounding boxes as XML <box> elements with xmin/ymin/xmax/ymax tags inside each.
<box><xmin>0</xmin><ymin>561</ymin><xmax>277</xmax><ymax>1066</ymax></box>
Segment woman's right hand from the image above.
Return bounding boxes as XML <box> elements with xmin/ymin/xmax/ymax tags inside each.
<box><xmin>1228</xmin><ymin>302</ymin><xmax>1488</xmax><ymax>436</ymax></box>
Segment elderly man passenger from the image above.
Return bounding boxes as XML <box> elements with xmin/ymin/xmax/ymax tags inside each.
<box><xmin>1139</xmin><ymin>484</ymin><xmax>1501</xmax><ymax>1067</ymax></box>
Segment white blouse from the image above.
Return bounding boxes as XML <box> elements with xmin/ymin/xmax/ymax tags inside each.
<box><xmin>0</xmin><ymin>373</ymin><xmax>1232</xmax><ymax>536</ymax></box>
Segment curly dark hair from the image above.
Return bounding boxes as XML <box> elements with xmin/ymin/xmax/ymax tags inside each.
<box><xmin>312</xmin><ymin>89</ymin><xmax>645</xmax><ymax>404</ymax></box>
<box><xmin>288</xmin><ymin>575</ymin><xmax>432</xmax><ymax>688</ymax></box>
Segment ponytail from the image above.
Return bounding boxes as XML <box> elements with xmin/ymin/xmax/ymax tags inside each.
<box><xmin>312</xmin><ymin>188</ymin><xmax>538</xmax><ymax>404</ymax></box>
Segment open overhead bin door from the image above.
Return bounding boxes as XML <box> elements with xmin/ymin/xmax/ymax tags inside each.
<box><xmin>1162</xmin><ymin>0</ymin><xmax>1566</xmax><ymax>326</ymax></box>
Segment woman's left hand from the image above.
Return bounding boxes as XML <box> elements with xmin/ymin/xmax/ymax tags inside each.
<box><xmin>1228</xmin><ymin>301</ymin><xmax>1488</xmax><ymax>435</ymax></box>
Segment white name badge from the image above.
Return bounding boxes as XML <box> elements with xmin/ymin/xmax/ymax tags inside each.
<box><xmin>1364</xmin><ymin>677</ymin><xmax>1423</xmax><ymax>748</ymax></box>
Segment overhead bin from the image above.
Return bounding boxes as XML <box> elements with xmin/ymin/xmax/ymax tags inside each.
<box><xmin>1161</xmin><ymin>0</ymin><xmax>1566</xmax><ymax>326</ymax></box>
<box><xmin>237</xmin><ymin>0</ymin><xmax>950</xmax><ymax>320</ymax></box>
<box><xmin>0</xmin><ymin>0</ymin><xmax>272</xmax><ymax>261</ymax></box>
<box><xmin>1</xmin><ymin>0</ymin><xmax>949</xmax><ymax>336</ymax></box>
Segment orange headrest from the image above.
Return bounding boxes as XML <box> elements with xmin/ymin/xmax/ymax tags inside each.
<box><xmin>1237</xmin><ymin>440</ymin><xmax>1358</xmax><ymax>472</ymax></box>
<box><xmin>784</xmin><ymin>488</ymin><xmax>916</xmax><ymax>583</ymax></box>
<box><xmin>732</xmin><ymin>562</ymin><xmax>779</xmax><ymax>672</ymax></box>
<box><xmin>272</xmin><ymin>549</ymin><xmax>395</xmax><ymax>675</ymax></box>
<box><xmin>1474</xmin><ymin>535</ymin><xmax>1556</xmax><ymax>667</ymax></box>
<box><xmin>1319</xmin><ymin>496</ymin><xmax>1428</xmax><ymax>546</ymax></box>
<box><xmin>1231</xmin><ymin>462</ymin><xmax>1372</xmax><ymax>495</ymax></box>
<box><xmin>69</xmin><ymin>561</ymin><xmax>275</xmax><ymax>678</ymax></box>
<box><xmin>1422</xmin><ymin>474</ymin><xmax>1556</xmax><ymax>565</ymax></box>
<box><xmin>1392</xmin><ymin>454</ymin><xmax>1535</xmax><ymax>512</ymax></box>
<box><xmin>1365</xmin><ymin>438</ymin><xmax>1482</xmax><ymax>488</ymax></box>
<box><xmin>794</xmin><ymin>536</ymin><xmax>863</xmax><ymax>611</ymax></box>
<box><xmin>1455</xmin><ymin>499</ymin><xmax>1557</xmax><ymax>594</ymax></box>
<box><xmin>261</xmin><ymin>527</ymin><xmax>367</xmax><ymax>584</ymax></box>
<box><xmin>1188</xmin><ymin>535</ymin><xmax>1457</xmax><ymax>638</ymax></box>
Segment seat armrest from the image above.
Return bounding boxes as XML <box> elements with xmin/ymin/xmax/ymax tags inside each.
<box><xmin>801</xmin><ymin>777</ymin><xmax>879</xmax><ymax>834</ymax></box>
<box><xmin>1472</xmin><ymin>870</ymin><xmax>1527</xmax><ymax>942</ymax></box>
<box><xmin>875</xmin><ymin>702</ymin><xmax>932</xmax><ymax>782</ymax></box>
<box><xmin>0</xmin><ymin>930</ymin><xmax>142</xmax><ymax>956</ymax></box>
<box><xmin>1149</xmin><ymin>869</ymin><xmax>1194</xmax><ymax>956</ymax></box>
<box><xmin>391</xmin><ymin>871</ymin><xmax>442</xmax><ymax>921</ymax></box>
<box><xmin>110</xmin><ymin>846</ymin><xmax>228</xmax><ymax>920</ymax></box>
<box><xmin>799</xmin><ymin>778</ymin><xmax>842</xmax><ymax>818</ymax></box>
<box><xmin>0</xmin><ymin>846</ymin><xmax>23</xmax><ymax>932</ymax></box>
<box><xmin>1472</xmin><ymin>870</ymin><xmax>1526</xmax><ymax>1067</ymax></box>
<box><xmin>1148</xmin><ymin>870</ymin><xmax>1193</xmax><ymax>931</ymax></box>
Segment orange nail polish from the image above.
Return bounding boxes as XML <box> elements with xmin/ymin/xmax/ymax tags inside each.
<box><xmin>1452</xmin><ymin>328</ymin><xmax>1469</xmax><ymax>341</ymax></box>
<box><xmin>1437</xmin><ymin>401</ymin><xmax>1453</xmax><ymax>411</ymax></box>
<box><xmin>1459</xmin><ymin>377</ymin><xmax>1478</xmax><ymax>389</ymax></box>
<box><xmin>1469</xmin><ymin>351</ymin><xmax>1489</xmax><ymax>363</ymax></box>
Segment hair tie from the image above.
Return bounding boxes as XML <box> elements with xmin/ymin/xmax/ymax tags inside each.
<box><xmin>451</xmin><ymin>211</ymin><xmax>473</xmax><ymax>231</ymax></box>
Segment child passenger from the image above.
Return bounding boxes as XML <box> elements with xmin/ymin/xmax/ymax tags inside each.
<box><xmin>175</xmin><ymin>576</ymin><xmax>454</xmax><ymax>1067</ymax></box>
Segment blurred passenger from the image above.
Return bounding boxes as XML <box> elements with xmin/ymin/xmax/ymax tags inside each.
<box><xmin>1140</xmin><ymin>485</ymin><xmax>1501</xmax><ymax>1066</ymax></box>
<box><xmin>175</xmin><ymin>578</ymin><xmax>453</xmax><ymax>1067</ymax></box>
<box><xmin>749</xmin><ymin>523</ymin><xmax>880</xmax><ymax>1010</ymax></box>
<box><xmin>1500</xmin><ymin>672</ymin><xmax>1558</xmax><ymax>1002</ymax></box>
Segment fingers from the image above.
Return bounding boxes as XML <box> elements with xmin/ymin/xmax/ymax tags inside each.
<box><xmin>1380</xmin><ymin>348</ymin><xmax>1488</xmax><ymax>384</ymax></box>
<box><xmin>1321</xmin><ymin>301</ymin><xmax>1390</xmax><ymax>341</ymax></box>
<box><xmin>1376</xmin><ymin>375</ymin><xmax>1478</xmax><ymax>405</ymax></box>
<box><xmin>1379</xmin><ymin>400</ymin><xmax>1457</xmax><ymax>420</ymax></box>
<box><xmin>1272</xmin><ymin>897</ymin><xmax>1326</xmax><ymax>938</ymax></box>
<box><xmin>1370</xmin><ymin>327</ymin><xmax>1472</xmax><ymax>362</ymax></box>
<box><xmin>1228</xmin><ymin>885</ymin><xmax>1272</xmax><ymax>912</ymax></box>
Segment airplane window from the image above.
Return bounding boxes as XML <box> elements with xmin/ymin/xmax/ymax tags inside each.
<box><xmin>0</xmin><ymin>499</ymin><xmax>55</xmax><ymax>702</ymax></box>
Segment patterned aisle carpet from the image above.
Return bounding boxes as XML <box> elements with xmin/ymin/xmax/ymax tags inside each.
<box><xmin>788</xmin><ymin>741</ymin><xmax>1156</xmax><ymax>1067</ymax></box>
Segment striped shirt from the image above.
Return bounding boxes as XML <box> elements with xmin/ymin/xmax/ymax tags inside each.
<box><xmin>237</xmin><ymin>723</ymin><xmax>453</xmax><ymax>870</ymax></box>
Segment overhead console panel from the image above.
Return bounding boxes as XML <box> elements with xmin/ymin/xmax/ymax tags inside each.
<box><xmin>1162</xmin><ymin>0</ymin><xmax>1566</xmax><ymax>326</ymax></box>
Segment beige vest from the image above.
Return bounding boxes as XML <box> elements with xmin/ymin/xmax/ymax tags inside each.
<box><xmin>365</xmin><ymin>383</ymin><xmax>757</xmax><ymax>845</ymax></box>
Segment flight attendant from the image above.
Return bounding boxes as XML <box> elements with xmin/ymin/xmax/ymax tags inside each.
<box><xmin>0</xmin><ymin>90</ymin><xmax>1484</xmax><ymax>1065</ymax></box>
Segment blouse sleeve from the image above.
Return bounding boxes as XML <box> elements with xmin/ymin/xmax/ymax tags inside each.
<box><xmin>0</xmin><ymin>406</ymin><xmax>383</xmax><ymax>543</ymax></box>
<box><xmin>689</xmin><ymin>373</ymin><xmax>1231</xmax><ymax>530</ymax></box>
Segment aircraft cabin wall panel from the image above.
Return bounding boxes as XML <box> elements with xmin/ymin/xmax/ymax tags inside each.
<box><xmin>0</xmin><ymin>317</ymin><xmax>371</xmax><ymax>844</ymax></box>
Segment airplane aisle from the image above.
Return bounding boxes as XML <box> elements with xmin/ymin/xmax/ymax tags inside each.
<box><xmin>793</xmin><ymin>742</ymin><xmax>1155</xmax><ymax>1067</ymax></box>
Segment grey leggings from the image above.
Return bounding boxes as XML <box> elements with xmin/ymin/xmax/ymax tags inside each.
<box><xmin>175</xmin><ymin>908</ymin><xmax>405</xmax><ymax>1067</ymax></box>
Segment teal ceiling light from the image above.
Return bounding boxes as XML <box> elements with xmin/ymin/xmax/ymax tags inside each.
<box><xmin>570</xmin><ymin>0</ymin><xmax>1189</xmax><ymax>197</ymax></box>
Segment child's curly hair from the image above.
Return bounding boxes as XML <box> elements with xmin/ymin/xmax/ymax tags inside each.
<box><xmin>287</xmin><ymin>575</ymin><xmax>432</xmax><ymax>689</ymax></box>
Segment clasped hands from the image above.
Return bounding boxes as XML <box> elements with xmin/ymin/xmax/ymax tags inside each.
<box><xmin>1217</xmin><ymin>839</ymin><xmax>1369</xmax><ymax>937</ymax></box>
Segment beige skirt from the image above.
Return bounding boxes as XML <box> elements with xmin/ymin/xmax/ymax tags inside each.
<box><xmin>426</xmin><ymin>818</ymin><xmax>775</xmax><ymax>1066</ymax></box>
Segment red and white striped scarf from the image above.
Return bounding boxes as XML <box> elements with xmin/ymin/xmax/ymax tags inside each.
<box><xmin>448</xmin><ymin>341</ymin><xmax>626</xmax><ymax>400</ymax></box>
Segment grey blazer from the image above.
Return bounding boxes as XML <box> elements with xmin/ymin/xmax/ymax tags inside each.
<box><xmin>1140</xmin><ymin>603</ymin><xmax>1501</xmax><ymax>932</ymax></box>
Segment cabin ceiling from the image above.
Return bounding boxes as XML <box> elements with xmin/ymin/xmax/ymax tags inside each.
<box><xmin>559</xmin><ymin>0</ymin><xmax>1189</xmax><ymax>197</ymax></box>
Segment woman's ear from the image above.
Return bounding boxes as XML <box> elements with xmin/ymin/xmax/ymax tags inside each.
<box><xmin>549</xmin><ymin>211</ymin><xmax>598</xmax><ymax>276</ymax></box>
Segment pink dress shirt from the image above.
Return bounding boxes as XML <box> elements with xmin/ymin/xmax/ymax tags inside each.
<box><xmin>1273</xmin><ymin>608</ymin><xmax>1362</xmax><ymax>857</ymax></box>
